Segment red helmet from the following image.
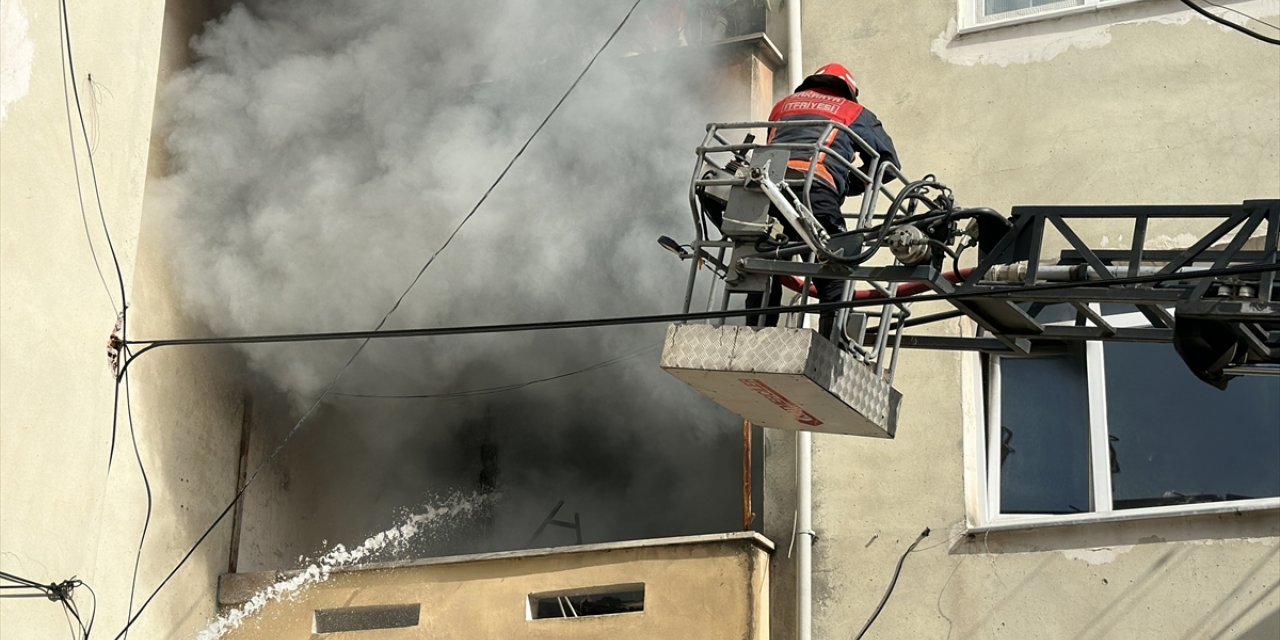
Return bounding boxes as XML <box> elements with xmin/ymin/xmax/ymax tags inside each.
<box><xmin>796</xmin><ymin>63</ymin><xmax>859</xmax><ymax>100</ymax></box>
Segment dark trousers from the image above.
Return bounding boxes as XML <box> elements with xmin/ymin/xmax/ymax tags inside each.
<box><xmin>746</xmin><ymin>182</ymin><xmax>847</xmax><ymax>337</ymax></box>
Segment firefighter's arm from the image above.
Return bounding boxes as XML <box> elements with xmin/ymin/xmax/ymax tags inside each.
<box><xmin>848</xmin><ymin>108</ymin><xmax>900</xmax><ymax>196</ymax></box>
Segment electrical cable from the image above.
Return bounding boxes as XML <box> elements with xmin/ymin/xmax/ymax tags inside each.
<box><xmin>59</xmin><ymin>0</ymin><xmax>131</xmax><ymax>474</ymax></box>
<box><xmin>64</xmin><ymin>593</ymin><xmax>88</xmax><ymax>640</ymax></box>
<box><xmin>0</xmin><ymin>571</ymin><xmax>93</xmax><ymax>639</ymax></box>
<box><xmin>102</xmin><ymin>2</ymin><xmax>1276</xmax><ymax>631</ymax></box>
<box><xmin>58</xmin><ymin>1</ymin><xmax>118</xmax><ymax>317</ymax></box>
<box><xmin>122</xmin><ymin>370</ymin><xmax>152</xmax><ymax>640</ymax></box>
<box><xmin>60</xmin><ymin>5</ymin><xmax>153</xmax><ymax>638</ymax></box>
<box><xmin>0</xmin><ymin>570</ymin><xmax>46</xmax><ymax>588</ymax></box>
<box><xmin>1178</xmin><ymin>0</ymin><xmax>1280</xmax><ymax>45</ymax></box>
<box><xmin>1194</xmin><ymin>0</ymin><xmax>1280</xmax><ymax>30</ymax></box>
<box><xmin>331</xmin><ymin>343</ymin><xmax>659</xmax><ymax>399</ymax></box>
<box><xmin>62</xmin><ymin>605</ymin><xmax>79</xmax><ymax>640</ymax></box>
<box><xmin>122</xmin><ymin>261</ymin><xmax>1280</xmax><ymax>362</ymax></box>
<box><xmin>109</xmin><ymin>3</ymin><xmax>646</xmax><ymax>637</ymax></box>
<box><xmin>853</xmin><ymin>528</ymin><xmax>931</xmax><ymax>640</ymax></box>
<box><xmin>368</xmin><ymin>0</ymin><xmax>647</xmax><ymax>347</ymax></box>
<box><xmin>58</xmin><ymin>0</ymin><xmax>128</xmax><ymax>309</ymax></box>
<box><xmin>79</xmin><ymin>581</ymin><xmax>98</xmax><ymax>640</ymax></box>
<box><xmin>59</xmin><ymin>579</ymin><xmax>96</xmax><ymax>640</ymax></box>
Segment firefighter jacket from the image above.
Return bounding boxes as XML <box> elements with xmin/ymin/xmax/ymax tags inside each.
<box><xmin>767</xmin><ymin>88</ymin><xmax>899</xmax><ymax>197</ymax></box>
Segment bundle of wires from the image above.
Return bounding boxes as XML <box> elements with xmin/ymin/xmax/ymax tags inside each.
<box><xmin>0</xmin><ymin>570</ymin><xmax>96</xmax><ymax>639</ymax></box>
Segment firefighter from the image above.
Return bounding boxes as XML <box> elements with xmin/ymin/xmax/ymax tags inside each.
<box><xmin>763</xmin><ymin>62</ymin><xmax>900</xmax><ymax>338</ymax></box>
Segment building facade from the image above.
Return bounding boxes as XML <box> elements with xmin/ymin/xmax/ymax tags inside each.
<box><xmin>2</xmin><ymin>1</ymin><xmax>1276</xmax><ymax>639</ymax></box>
<box><xmin>217</xmin><ymin>533</ymin><xmax>771</xmax><ymax>640</ymax></box>
<box><xmin>762</xmin><ymin>1</ymin><xmax>1280</xmax><ymax>638</ymax></box>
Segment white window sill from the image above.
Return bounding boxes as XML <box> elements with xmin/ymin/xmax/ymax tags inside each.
<box><xmin>957</xmin><ymin>0</ymin><xmax>1149</xmax><ymax>36</ymax></box>
<box><xmin>967</xmin><ymin>497</ymin><xmax>1280</xmax><ymax>533</ymax></box>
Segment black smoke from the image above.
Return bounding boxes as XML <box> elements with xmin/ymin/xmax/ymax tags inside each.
<box><xmin>152</xmin><ymin>0</ymin><xmax>751</xmax><ymax>568</ymax></box>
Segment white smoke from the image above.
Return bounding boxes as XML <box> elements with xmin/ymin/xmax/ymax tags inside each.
<box><xmin>154</xmin><ymin>0</ymin><xmax>751</xmax><ymax>565</ymax></box>
<box><xmin>198</xmin><ymin>494</ymin><xmax>487</xmax><ymax>640</ymax></box>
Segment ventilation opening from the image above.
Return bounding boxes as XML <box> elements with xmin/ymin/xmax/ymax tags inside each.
<box><xmin>528</xmin><ymin>583</ymin><xmax>645</xmax><ymax>620</ymax></box>
<box><xmin>314</xmin><ymin>604</ymin><xmax>421</xmax><ymax>634</ymax></box>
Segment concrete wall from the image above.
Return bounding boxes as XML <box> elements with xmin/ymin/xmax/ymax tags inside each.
<box><xmin>764</xmin><ymin>1</ymin><xmax>1280</xmax><ymax>639</ymax></box>
<box><xmin>0</xmin><ymin>0</ymin><xmax>243</xmax><ymax>638</ymax></box>
<box><xmin>218</xmin><ymin>533</ymin><xmax>772</xmax><ymax>640</ymax></box>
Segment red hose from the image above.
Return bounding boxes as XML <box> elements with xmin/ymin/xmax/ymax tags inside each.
<box><xmin>777</xmin><ymin>268</ymin><xmax>974</xmax><ymax>299</ymax></box>
<box><xmin>854</xmin><ymin>267</ymin><xmax>973</xmax><ymax>299</ymax></box>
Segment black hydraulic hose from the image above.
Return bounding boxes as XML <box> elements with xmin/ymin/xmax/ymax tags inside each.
<box><xmin>952</xmin><ymin>207</ymin><xmax>1009</xmax><ymax>227</ymax></box>
<box><xmin>755</xmin><ymin>238</ymin><xmax>812</xmax><ymax>260</ymax></box>
<box><xmin>822</xmin><ymin>178</ymin><xmax>948</xmax><ymax>264</ymax></box>
<box><xmin>864</xmin><ymin>205</ymin><xmax>1008</xmax><ymax>238</ymax></box>
<box><xmin>754</xmin><ymin>201</ymin><xmax>1004</xmax><ymax>264</ymax></box>
<box><xmin>752</xmin><ymin>181</ymin><xmax>951</xmax><ymax>262</ymax></box>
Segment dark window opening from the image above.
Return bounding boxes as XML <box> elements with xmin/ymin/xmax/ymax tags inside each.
<box><xmin>997</xmin><ymin>349</ymin><xmax>1091</xmax><ymax>514</ymax></box>
<box><xmin>314</xmin><ymin>604</ymin><xmax>420</xmax><ymax>634</ymax></box>
<box><xmin>1102</xmin><ymin>342</ymin><xmax>1280</xmax><ymax>509</ymax></box>
<box><xmin>530</xmin><ymin>584</ymin><xmax>645</xmax><ymax>620</ymax></box>
<box><xmin>988</xmin><ymin>328</ymin><xmax>1280</xmax><ymax>519</ymax></box>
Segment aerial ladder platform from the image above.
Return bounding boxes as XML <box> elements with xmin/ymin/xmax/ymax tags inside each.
<box><xmin>658</xmin><ymin>121</ymin><xmax>1279</xmax><ymax>439</ymax></box>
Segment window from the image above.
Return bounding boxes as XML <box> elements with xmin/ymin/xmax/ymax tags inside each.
<box><xmin>966</xmin><ymin>306</ymin><xmax>1280</xmax><ymax>531</ymax></box>
<box><xmin>528</xmin><ymin>584</ymin><xmax>645</xmax><ymax>620</ymax></box>
<box><xmin>314</xmin><ymin>604</ymin><xmax>420</xmax><ymax>634</ymax></box>
<box><xmin>958</xmin><ymin>0</ymin><xmax>1148</xmax><ymax>33</ymax></box>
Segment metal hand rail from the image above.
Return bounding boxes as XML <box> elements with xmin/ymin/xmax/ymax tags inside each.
<box><xmin>678</xmin><ymin>121</ymin><xmax>916</xmax><ymax>380</ymax></box>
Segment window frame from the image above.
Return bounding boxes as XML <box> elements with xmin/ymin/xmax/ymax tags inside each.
<box><xmin>957</xmin><ymin>0</ymin><xmax>1150</xmax><ymax>35</ymax></box>
<box><xmin>963</xmin><ymin>309</ymin><xmax>1280</xmax><ymax>533</ymax></box>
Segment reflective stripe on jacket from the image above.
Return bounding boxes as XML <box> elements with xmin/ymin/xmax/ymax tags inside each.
<box><xmin>767</xmin><ymin>88</ymin><xmax>899</xmax><ymax>197</ymax></box>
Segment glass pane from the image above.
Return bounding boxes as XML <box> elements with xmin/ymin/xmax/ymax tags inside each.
<box><xmin>984</xmin><ymin>0</ymin><xmax>1081</xmax><ymax>17</ymax></box>
<box><xmin>1017</xmin><ymin>302</ymin><xmax>1081</xmax><ymax>325</ymax></box>
<box><xmin>1099</xmin><ymin>304</ymin><xmax>1175</xmax><ymax>327</ymax></box>
<box><xmin>998</xmin><ymin>352</ymin><xmax>1092</xmax><ymax>514</ymax></box>
<box><xmin>1104</xmin><ymin>343</ymin><xmax>1280</xmax><ymax>509</ymax></box>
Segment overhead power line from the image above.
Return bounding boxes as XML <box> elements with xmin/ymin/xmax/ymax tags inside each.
<box><xmin>111</xmin><ymin>2</ymin><xmax>646</xmax><ymax>637</ymax></box>
<box><xmin>57</xmin><ymin>0</ymin><xmax>129</xmax><ymax>343</ymax></box>
<box><xmin>1194</xmin><ymin>0</ymin><xmax>1280</xmax><ymax>30</ymax></box>
<box><xmin>59</xmin><ymin>0</ymin><xmax>132</xmax><ymax>470</ymax></box>
<box><xmin>59</xmin><ymin>2</ymin><xmax>142</xmax><ymax>638</ymax></box>
<box><xmin>59</xmin><ymin>6</ymin><xmax>117</xmax><ymax>317</ymax></box>
<box><xmin>124</xmin><ymin>262</ymin><xmax>1279</xmax><ymax>365</ymax></box>
<box><xmin>121</xmin><ymin>371</ymin><xmax>152</xmax><ymax>640</ymax></box>
<box><xmin>1178</xmin><ymin>0</ymin><xmax>1280</xmax><ymax>45</ymax></box>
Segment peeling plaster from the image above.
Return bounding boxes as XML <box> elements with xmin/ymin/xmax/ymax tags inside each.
<box><xmin>932</xmin><ymin>1</ymin><xmax>1280</xmax><ymax>67</ymax></box>
<box><xmin>1151</xmin><ymin>233</ymin><xmax>1208</xmax><ymax>250</ymax></box>
<box><xmin>1063</xmin><ymin>545</ymin><xmax>1134</xmax><ymax>565</ymax></box>
<box><xmin>1180</xmin><ymin>535</ymin><xmax>1280</xmax><ymax>547</ymax></box>
<box><xmin>1149</xmin><ymin>228</ymin><xmax>1270</xmax><ymax>250</ymax></box>
<box><xmin>1062</xmin><ymin>535</ymin><xmax>1276</xmax><ymax>566</ymax></box>
<box><xmin>1</xmin><ymin>0</ymin><xmax>35</xmax><ymax>126</ymax></box>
